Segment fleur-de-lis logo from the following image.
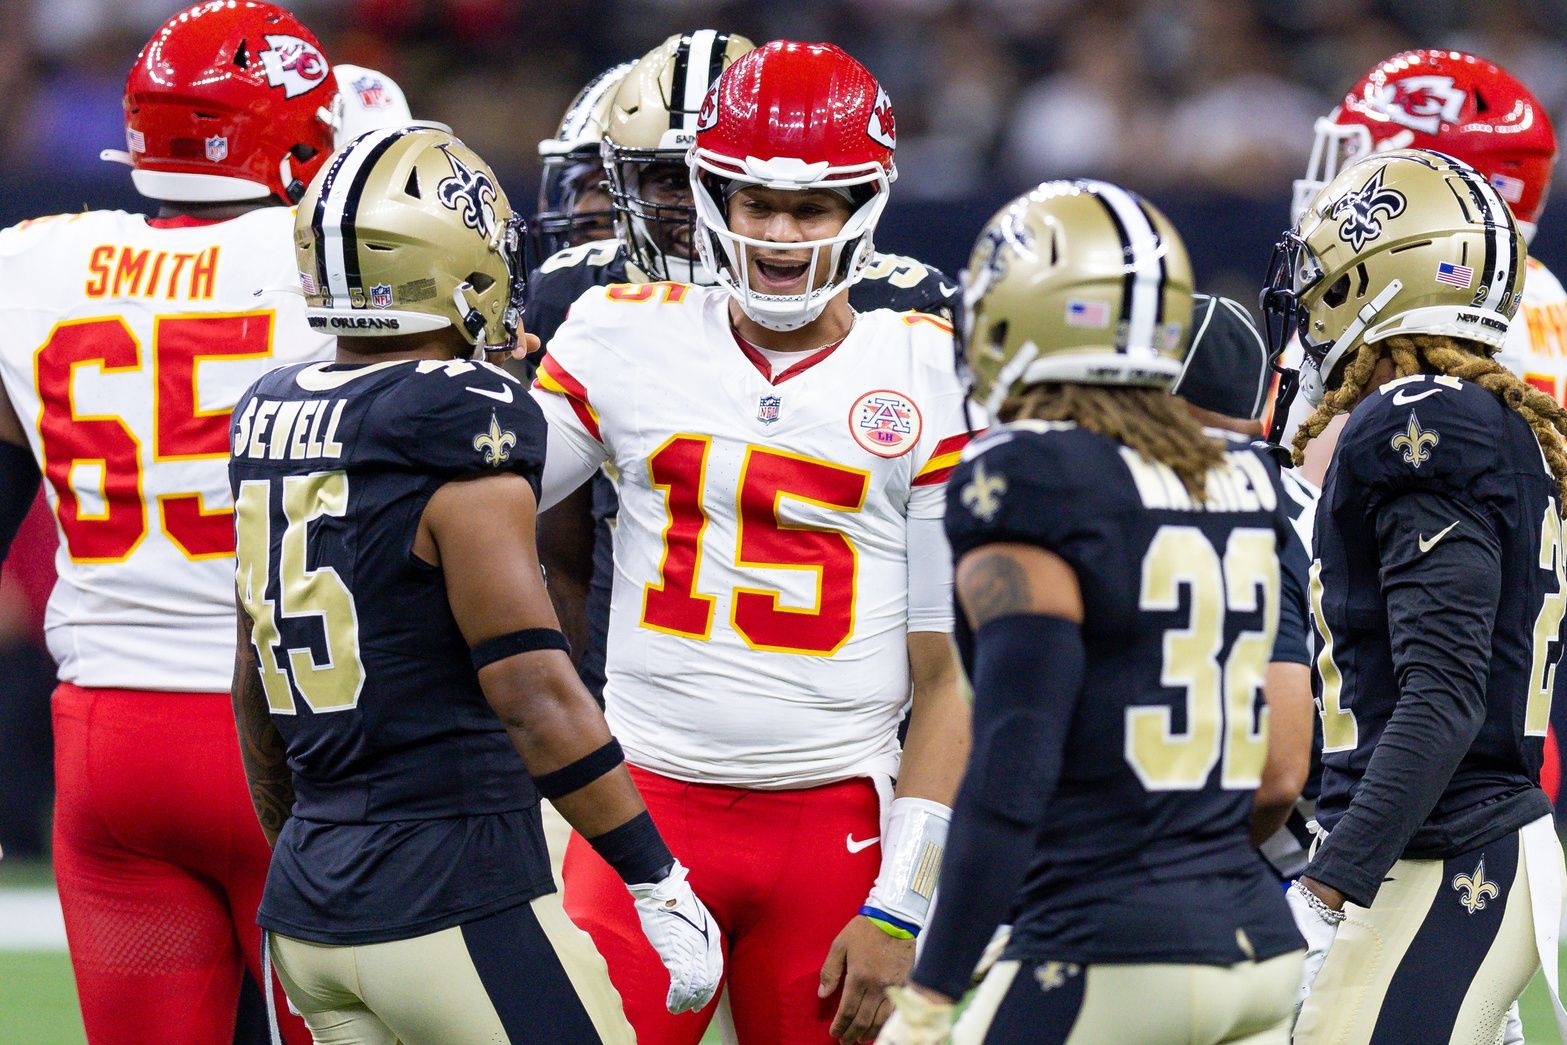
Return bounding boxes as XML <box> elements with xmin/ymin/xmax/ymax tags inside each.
<box><xmin>1390</xmin><ymin>411</ymin><xmax>1440</xmax><ymax>469</ymax></box>
<box><xmin>437</xmin><ymin>145</ymin><xmax>499</xmax><ymax>241</ymax></box>
<box><xmin>961</xmin><ymin>461</ymin><xmax>1007</xmax><ymax>522</ymax></box>
<box><xmin>1033</xmin><ymin>961</ymin><xmax>1081</xmax><ymax>993</ymax></box>
<box><xmin>1452</xmin><ymin>856</ymin><xmax>1500</xmax><ymax>914</ymax></box>
<box><xmin>473</xmin><ymin>411</ymin><xmax>516</xmax><ymax>467</ymax></box>
<box><xmin>1330</xmin><ymin>166</ymin><xmax>1407</xmax><ymax>251</ymax></box>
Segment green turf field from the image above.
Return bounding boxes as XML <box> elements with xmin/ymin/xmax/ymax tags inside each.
<box><xmin>0</xmin><ymin>852</ymin><xmax>1560</xmax><ymax>1045</ymax></box>
<box><xmin>1</xmin><ymin>949</ymin><xmax>1563</xmax><ymax>1043</ymax></box>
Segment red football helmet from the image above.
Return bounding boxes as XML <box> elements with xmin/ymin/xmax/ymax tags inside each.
<box><xmin>690</xmin><ymin>41</ymin><xmax>896</xmax><ymax>330</ymax></box>
<box><xmin>1295</xmin><ymin>50</ymin><xmax>1557</xmax><ymax>240</ymax></box>
<box><xmin>102</xmin><ymin>1</ymin><xmax>339</xmax><ymax>205</ymax></box>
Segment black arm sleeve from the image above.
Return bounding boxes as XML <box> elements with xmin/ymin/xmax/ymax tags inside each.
<box><xmin>1305</xmin><ymin>490</ymin><xmax>1498</xmax><ymax>906</ymax></box>
<box><xmin>1271</xmin><ymin>519</ymin><xmax>1311</xmax><ymax>666</ymax></box>
<box><xmin>0</xmin><ymin>440</ymin><xmax>41</xmax><ymax>564</ymax></box>
<box><xmin>910</xmin><ymin>613</ymin><xmax>1085</xmax><ymax>1000</ymax></box>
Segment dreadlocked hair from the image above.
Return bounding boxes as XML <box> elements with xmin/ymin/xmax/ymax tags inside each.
<box><xmin>1291</xmin><ymin>333</ymin><xmax>1567</xmax><ymax>512</ymax></box>
<box><xmin>1005</xmin><ymin>383</ymin><xmax>1226</xmax><ymax>501</ymax></box>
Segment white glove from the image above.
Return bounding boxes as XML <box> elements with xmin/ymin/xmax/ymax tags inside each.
<box><xmin>627</xmin><ymin>859</ymin><xmax>723</xmax><ymax>1014</ymax></box>
<box><xmin>1502</xmin><ymin>1000</ymin><xmax>1525</xmax><ymax>1045</ymax></box>
<box><xmin>875</xmin><ymin>985</ymin><xmax>954</xmax><ymax>1045</ymax></box>
<box><xmin>972</xmin><ymin>923</ymin><xmax>1011</xmax><ymax>985</ymax></box>
<box><xmin>1286</xmin><ymin>879</ymin><xmax>1343</xmax><ymax>1025</ymax></box>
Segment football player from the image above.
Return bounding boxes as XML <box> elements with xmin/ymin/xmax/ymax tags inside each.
<box><xmin>530</xmin><ymin>42</ymin><xmax>972</xmax><ymax>1045</ymax></box>
<box><xmin>0</xmin><ymin>5</ymin><xmax>340</xmax><ymax>1041</ymax></box>
<box><xmin>1174</xmin><ymin>294</ymin><xmax>1316</xmax><ymax>853</ymax></box>
<box><xmin>1265</xmin><ymin>148</ymin><xmax>1567</xmax><ymax>1042</ymax></box>
<box><xmin>531</xmin><ymin>60</ymin><xmax>636</xmax><ymax>266</ymax></box>
<box><xmin>877</xmin><ymin>181</ymin><xmax>1305</xmax><ymax>1045</ymax></box>
<box><xmin>528</xmin><ymin>30</ymin><xmax>962</xmax><ymax>705</ymax></box>
<box><xmin>1281</xmin><ymin>50</ymin><xmax>1561</xmax><ymax>483</ymax></box>
<box><xmin>231</xmin><ymin>127</ymin><xmax>723</xmax><ymax>1043</ymax></box>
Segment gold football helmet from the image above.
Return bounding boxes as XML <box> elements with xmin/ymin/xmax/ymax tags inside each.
<box><xmin>295</xmin><ymin>127</ymin><xmax>524</xmax><ymax>353</ymax></box>
<box><xmin>601</xmin><ymin>30</ymin><xmax>754</xmax><ymax>283</ymax></box>
<box><xmin>1262</xmin><ymin>148</ymin><xmax>1524</xmax><ymax>406</ymax></box>
<box><xmin>534</xmin><ymin>60</ymin><xmax>635</xmax><ymax>258</ymax></box>
<box><xmin>961</xmin><ymin>179</ymin><xmax>1195</xmax><ymax>418</ymax></box>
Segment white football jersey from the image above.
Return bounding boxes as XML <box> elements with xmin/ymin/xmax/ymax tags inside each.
<box><xmin>0</xmin><ymin>208</ymin><xmax>333</xmax><ymax>690</ymax></box>
<box><xmin>533</xmin><ymin>284</ymin><xmax>969</xmax><ymax>788</ymax></box>
<box><xmin>1497</xmin><ymin>256</ymin><xmax>1567</xmax><ymax>406</ymax></box>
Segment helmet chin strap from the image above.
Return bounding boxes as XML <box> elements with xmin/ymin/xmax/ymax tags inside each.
<box><xmin>1300</xmin><ymin>278</ymin><xmax>1403</xmax><ymax>406</ymax></box>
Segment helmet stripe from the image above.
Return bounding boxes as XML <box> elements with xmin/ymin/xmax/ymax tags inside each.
<box><xmin>315</xmin><ymin>126</ymin><xmax>417</xmax><ymax>301</ymax></box>
<box><xmin>669</xmin><ymin>33</ymin><xmax>693</xmax><ymax>129</ymax></box>
<box><xmin>1434</xmin><ymin>150</ymin><xmax>1513</xmax><ymax>313</ymax></box>
<box><xmin>1080</xmin><ymin>180</ymin><xmax>1165</xmax><ymax>357</ymax></box>
<box><xmin>676</xmin><ymin>30</ymin><xmax>720</xmax><ymax>130</ymax></box>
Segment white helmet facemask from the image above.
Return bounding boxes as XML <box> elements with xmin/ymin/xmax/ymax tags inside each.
<box><xmin>689</xmin><ymin>153</ymin><xmax>890</xmax><ymax>331</ymax></box>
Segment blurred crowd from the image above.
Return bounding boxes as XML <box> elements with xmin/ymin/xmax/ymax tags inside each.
<box><xmin>5</xmin><ymin>0</ymin><xmax>1567</xmax><ymax>202</ymax></box>
<box><xmin>6</xmin><ymin>0</ymin><xmax>1567</xmax><ymax>857</ymax></box>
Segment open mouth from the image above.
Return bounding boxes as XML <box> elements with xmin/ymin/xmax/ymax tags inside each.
<box><xmin>753</xmin><ymin>256</ymin><xmax>810</xmax><ymax>292</ymax></box>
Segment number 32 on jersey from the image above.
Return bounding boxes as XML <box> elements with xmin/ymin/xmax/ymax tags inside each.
<box><xmin>641</xmin><ymin>434</ymin><xmax>869</xmax><ymax>657</ymax></box>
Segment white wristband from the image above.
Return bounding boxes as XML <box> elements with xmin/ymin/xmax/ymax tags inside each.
<box><xmin>865</xmin><ymin>797</ymin><xmax>951</xmax><ymax>933</ymax></box>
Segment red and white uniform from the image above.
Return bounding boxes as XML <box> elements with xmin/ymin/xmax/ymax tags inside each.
<box><xmin>0</xmin><ymin>207</ymin><xmax>329</xmax><ymax>1045</ymax></box>
<box><xmin>0</xmin><ymin>208</ymin><xmax>331</xmax><ymax>689</ymax></box>
<box><xmin>534</xmin><ymin>283</ymin><xmax>966</xmax><ymax>787</ymax></box>
<box><xmin>532</xmin><ymin>282</ymin><xmax>967</xmax><ymax>1045</ymax></box>
<box><xmin>1498</xmin><ymin>257</ymin><xmax>1567</xmax><ymax>409</ymax></box>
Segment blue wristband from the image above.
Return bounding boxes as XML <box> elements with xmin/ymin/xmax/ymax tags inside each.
<box><xmin>860</xmin><ymin>904</ymin><xmax>920</xmax><ymax>939</ymax></box>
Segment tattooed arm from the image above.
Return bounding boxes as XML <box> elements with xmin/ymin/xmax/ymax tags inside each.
<box><xmin>232</xmin><ymin>597</ymin><xmax>294</xmax><ymax>847</ymax></box>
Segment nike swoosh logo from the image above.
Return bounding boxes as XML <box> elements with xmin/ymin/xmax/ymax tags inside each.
<box><xmin>670</xmin><ymin>907</ymin><xmax>710</xmax><ymax>943</ymax></box>
<box><xmin>466</xmin><ymin>384</ymin><xmax>514</xmax><ymax>403</ymax></box>
<box><xmin>1419</xmin><ymin>520</ymin><xmax>1460</xmax><ymax>553</ymax></box>
<box><xmin>1392</xmin><ymin>387</ymin><xmax>1441</xmax><ymax>405</ymax></box>
<box><xmin>937</xmin><ymin>283</ymin><xmax>955</xmax><ymax>296</ymax></box>
<box><xmin>845</xmin><ymin>834</ymin><xmax>880</xmax><ymax>854</ymax></box>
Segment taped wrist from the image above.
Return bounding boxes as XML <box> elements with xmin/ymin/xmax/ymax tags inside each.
<box><xmin>0</xmin><ymin>440</ymin><xmax>41</xmax><ymax>562</ymax></box>
<box><xmin>588</xmin><ymin>810</ymin><xmax>675</xmax><ymax>886</ymax></box>
<box><xmin>532</xmin><ymin>738</ymin><xmax>624</xmax><ymax>800</ymax></box>
<box><xmin>863</xmin><ymin>797</ymin><xmax>951</xmax><ymax>938</ymax></box>
<box><xmin>470</xmin><ymin>627</ymin><xmax>570</xmax><ymax>672</ymax></box>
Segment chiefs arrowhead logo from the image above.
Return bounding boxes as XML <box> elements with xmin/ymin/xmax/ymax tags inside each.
<box><xmin>259</xmin><ymin>34</ymin><xmax>330</xmax><ymax>99</ymax></box>
<box><xmin>866</xmin><ymin>86</ymin><xmax>895</xmax><ymax>150</ymax></box>
<box><xmin>696</xmin><ymin>81</ymin><xmax>721</xmax><ymax>133</ymax></box>
<box><xmin>1371</xmin><ymin>75</ymin><xmax>1467</xmax><ymax>136</ymax></box>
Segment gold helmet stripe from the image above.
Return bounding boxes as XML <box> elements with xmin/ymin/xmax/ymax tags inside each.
<box><xmin>1081</xmin><ymin>179</ymin><xmax>1167</xmax><ymax>358</ymax></box>
<box><xmin>312</xmin><ymin>125</ymin><xmax>419</xmax><ymax>302</ymax></box>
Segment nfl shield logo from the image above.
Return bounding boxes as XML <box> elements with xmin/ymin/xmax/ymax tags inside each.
<box><xmin>757</xmin><ymin>395</ymin><xmax>782</xmax><ymax>425</ymax></box>
<box><xmin>370</xmin><ymin>283</ymin><xmax>393</xmax><ymax>309</ymax></box>
<box><xmin>353</xmin><ymin>75</ymin><xmax>390</xmax><ymax>110</ymax></box>
<box><xmin>204</xmin><ymin>135</ymin><xmax>229</xmax><ymax>162</ymax></box>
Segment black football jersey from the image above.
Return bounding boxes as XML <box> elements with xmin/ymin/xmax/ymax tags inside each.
<box><xmin>524</xmin><ymin>240</ymin><xmax>959</xmax><ymax>698</ymax></box>
<box><xmin>1308</xmin><ymin>374</ymin><xmax>1557</xmax><ymax>902</ymax></box>
<box><xmin>229</xmin><ymin>357</ymin><xmax>553</xmax><ymax>945</ymax></box>
<box><xmin>946</xmin><ymin>422</ymin><xmax>1302</xmax><ymax>965</ymax></box>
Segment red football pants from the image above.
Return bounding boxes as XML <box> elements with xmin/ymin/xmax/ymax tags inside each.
<box><xmin>563</xmin><ymin>765</ymin><xmax>883</xmax><ymax>1045</ymax></box>
<box><xmin>52</xmin><ymin>684</ymin><xmax>308</xmax><ymax>1045</ymax></box>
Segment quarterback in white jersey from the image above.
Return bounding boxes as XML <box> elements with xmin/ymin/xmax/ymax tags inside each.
<box><xmin>0</xmin><ymin>6</ymin><xmax>338</xmax><ymax>1043</ymax></box>
<box><xmin>532</xmin><ymin>42</ymin><xmax>971</xmax><ymax>1045</ymax></box>
<box><xmin>536</xmin><ymin>286</ymin><xmax>966</xmax><ymax>788</ymax></box>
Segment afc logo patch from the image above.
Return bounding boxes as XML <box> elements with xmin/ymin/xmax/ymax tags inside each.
<box><xmin>849</xmin><ymin>389</ymin><xmax>922</xmax><ymax>458</ymax></box>
<box><xmin>260</xmin><ymin>34</ymin><xmax>330</xmax><ymax>99</ymax></box>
